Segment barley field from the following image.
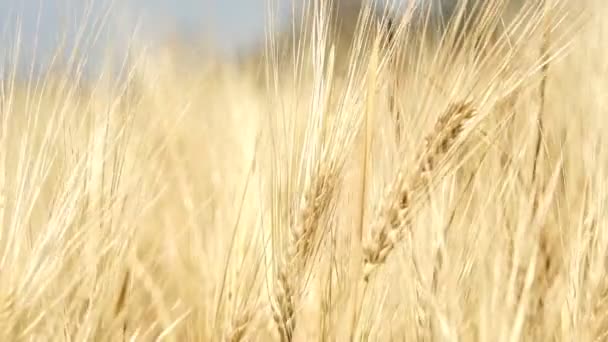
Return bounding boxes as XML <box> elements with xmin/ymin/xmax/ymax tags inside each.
<box><xmin>1</xmin><ymin>0</ymin><xmax>607</xmax><ymax>340</ymax></box>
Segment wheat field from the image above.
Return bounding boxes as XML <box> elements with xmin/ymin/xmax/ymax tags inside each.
<box><xmin>0</xmin><ymin>0</ymin><xmax>607</xmax><ymax>340</ymax></box>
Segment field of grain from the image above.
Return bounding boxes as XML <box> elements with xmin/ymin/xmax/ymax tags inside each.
<box><xmin>1</xmin><ymin>0</ymin><xmax>607</xmax><ymax>340</ymax></box>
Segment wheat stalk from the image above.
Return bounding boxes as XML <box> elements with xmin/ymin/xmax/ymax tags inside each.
<box><xmin>114</xmin><ymin>268</ymin><xmax>130</xmax><ymax>339</ymax></box>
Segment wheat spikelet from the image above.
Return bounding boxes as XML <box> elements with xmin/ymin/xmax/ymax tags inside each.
<box><xmin>272</xmin><ymin>267</ymin><xmax>296</xmax><ymax>342</ymax></box>
<box><xmin>363</xmin><ymin>101</ymin><xmax>476</xmax><ymax>281</ymax></box>
<box><xmin>224</xmin><ymin>306</ymin><xmax>255</xmax><ymax>342</ymax></box>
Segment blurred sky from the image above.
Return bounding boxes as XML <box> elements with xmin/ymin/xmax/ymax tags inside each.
<box><xmin>0</xmin><ymin>0</ymin><xmax>293</xmax><ymax>73</ymax></box>
<box><xmin>0</xmin><ymin>0</ymin><xmax>430</xmax><ymax>75</ymax></box>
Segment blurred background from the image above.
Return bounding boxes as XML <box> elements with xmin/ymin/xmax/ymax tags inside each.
<box><xmin>0</xmin><ymin>0</ymin><xmax>298</xmax><ymax>74</ymax></box>
<box><xmin>0</xmin><ymin>0</ymin><xmax>457</xmax><ymax>76</ymax></box>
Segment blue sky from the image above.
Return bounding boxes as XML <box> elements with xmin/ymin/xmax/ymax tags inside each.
<box><xmin>0</xmin><ymin>0</ymin><xmax>425</xmax><ymax>74</ymax></box>
<box><xmin>0</xmin><ymin>0</ymin><xmax>292</xmax><ymax>72</ymax></box>
<box><xmin>0</xmin><ymin>0</ymin><xmax>276</xmax><ymax>46</ymax></box>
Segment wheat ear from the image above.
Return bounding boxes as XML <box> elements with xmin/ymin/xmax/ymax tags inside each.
<box><xmin>272</xmin><ymin>163</ymin><xmax>338</xmax><ymax>341</ymax></box>
<box><xmin>363</xmin><ymin>102</ymin><xmax>476</xmax><ymax>281</ymax></box>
